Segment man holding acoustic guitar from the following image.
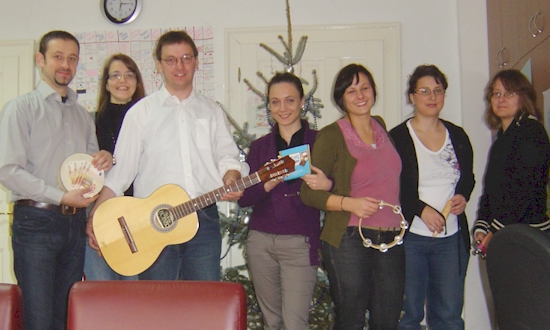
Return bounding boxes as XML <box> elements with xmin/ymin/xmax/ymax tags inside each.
<box><xmin>87</xmin><ymin>30</ymin><xmax>249</xmax><ymax>281</ymax></box>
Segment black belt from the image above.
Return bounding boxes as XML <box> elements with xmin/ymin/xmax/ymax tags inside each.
<box><xmin>15</xmin><ymin>199</ymin><xmax>82</xmax><ymax>215</ymax></box>
<box><xmin>361</xmin><ymin>226</ymin><xmax>401</xmax><ymax>232</ymax></box>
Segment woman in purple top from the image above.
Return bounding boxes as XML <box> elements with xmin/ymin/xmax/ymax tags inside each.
<box><xmin>239</xmin><ymin>72</ymin><xmax>330</xmax><ymax>330</ymax></box>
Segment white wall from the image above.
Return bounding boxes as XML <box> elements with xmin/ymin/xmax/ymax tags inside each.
<box><xmin>457</xmin><ymin>0</ymin><xmax>495</xmax><ymax>328</ymax></box>
<box><xmin>0</xmin><ymin>0</ymin><xmax>493</xmax><ymax>328</ymax></box>
<box><xmin>1</xmin><ymin>0</ymin><xmax>467</xmax><ymax>124</ymax></box>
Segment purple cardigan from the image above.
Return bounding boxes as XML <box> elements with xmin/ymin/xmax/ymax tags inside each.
<box><xmin>238</xmin><ymin>122</ymin><xmax>321</xmax><ymax>265</ymax></box>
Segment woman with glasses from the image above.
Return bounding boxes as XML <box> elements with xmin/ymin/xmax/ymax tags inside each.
<box><xmin>389</xmin><ymin>64</ymin><xmax>475</xmax><ymax>330</ymax></box>
<box><xmin>474</xmin><ymin>69</ymin><xmax>550</xmax><ymax>248</ymax></box>
<box><xmin>84</xmin><ymin>53</ymin><xmax>146</xmax><ymax>280</ymax></box>
<box><xmin>301</xmin><ymin>64</ymin><xmax>404</xmax><ymax>330</ymax></box>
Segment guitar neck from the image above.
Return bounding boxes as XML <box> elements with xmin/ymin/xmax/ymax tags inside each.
<box><xmin>170</xmin><ymin>169</ymin><xmax>262</xmax><ymax>219</ymax></box>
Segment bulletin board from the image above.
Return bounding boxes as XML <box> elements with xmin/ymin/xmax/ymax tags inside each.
<box><xmin>69</xmin><ymin>27</ymin><xmax>214</xmax><ymax>112</ymax></box>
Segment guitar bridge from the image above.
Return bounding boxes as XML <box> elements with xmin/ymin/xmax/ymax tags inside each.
<box><xmin>118</xmin><ymin>216</ymin><xmax>138</xmax><ymax>253</ymax></box>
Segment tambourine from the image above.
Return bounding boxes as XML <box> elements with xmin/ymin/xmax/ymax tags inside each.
<box><xmin>472</xmin><ymin>241</ymin><xmax>488</xmax><ymax>259</ymax></box>
<box><xmin>472</xmin><ymin>232</ymin><xmax>493</xmax><ymax>259</ymax></box>
<box><xmin>58</xmin><ymin>153</ymin><xmax>104</xmax><ymax>198</ymax></box>
<box><xmin>358</xmin><ymin>201</ymin><xmax>409</xmax><ymax>252</ymax></box>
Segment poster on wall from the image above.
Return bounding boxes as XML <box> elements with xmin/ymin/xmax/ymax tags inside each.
<box><xmin>69</xmin><ymin>26</ymin><xmax>214</xmax><ymax>112</ymax></box>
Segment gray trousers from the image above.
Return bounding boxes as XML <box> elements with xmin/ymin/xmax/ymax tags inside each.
<box><xmin>246</xmin><ymin>230</ymin><xmax>318</xmax><ymax>330</ymax></box>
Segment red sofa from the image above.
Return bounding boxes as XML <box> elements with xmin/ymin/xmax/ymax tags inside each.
<box><xmin>0</xmin><ymin>284</ymin><xmax>23</xmax><ymax>330</ymax></box>
<box><xmin>67</xmin><ymin>281</ymin><xmax>247</xmax><ymax>330</ymax></box>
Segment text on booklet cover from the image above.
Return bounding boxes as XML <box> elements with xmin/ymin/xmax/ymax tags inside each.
<box><xmin>279</xmin><ymin>144</ymin><xmax>311</xmax><ymax>181</ymax></box>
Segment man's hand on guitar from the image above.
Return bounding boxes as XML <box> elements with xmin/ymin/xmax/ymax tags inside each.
<box><xmin>86</xmin><ymin>215</ymin><xmax>103</xmax><ymax>257</ymax></box>
<box><xmin>86</xmin><ymin>186</ymin><xmax>117</xmax><ymax>257</ymax></box>
<box><xmin>221</xmin><ymin>170</ymin><xmax>244</xmax><ymax>202</ymax></box>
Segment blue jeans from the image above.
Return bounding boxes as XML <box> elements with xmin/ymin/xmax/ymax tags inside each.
<box><xmin>322</xmin><ymin>227</ymin><xmax>405</xmax><ymax>330</ymax></box>
<box><xmin>84</xmin><ymin>244</ymin><xmax>137</xmax><ymax>280</ymax></box>
<box><xmin>399</xmin><ymin>232</ymin><xmax>469</xmax><ymax>330</ymax></box>
<box><xmin>83</xmin><ymin>204</ymin><xmax>136</xmax><ymax>280</ymax></box>
<box><xmin>12</xmin><ymin>204</ymin><xmax>87</xmax><ymax>330</ymax></box>
<box><xmin>138</xmin><ymin>204</ymin><xmax>222</xmax><ymax>280</ymax></box>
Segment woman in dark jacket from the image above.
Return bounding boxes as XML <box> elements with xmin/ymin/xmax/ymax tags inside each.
<box><xmin>390</xmin><ymin>65</ymin><xmax>475</xmax><ymax>330</ymax></box>
<box><xmin>474</xmin><ymin>69</ymin><xmax>550</xmax><ymax>243</ymax></box>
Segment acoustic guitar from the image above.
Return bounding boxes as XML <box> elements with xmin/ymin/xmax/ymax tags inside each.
<box><xmin>93</xmin><ymin>156</ymin><xmax>294</xmax><ymax>276</ymax></box>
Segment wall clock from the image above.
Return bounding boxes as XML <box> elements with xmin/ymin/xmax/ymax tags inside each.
<box><xmin>101</xmin><ymin>0</ymin><xmax>142</xmax><ymax>25</ymax></box>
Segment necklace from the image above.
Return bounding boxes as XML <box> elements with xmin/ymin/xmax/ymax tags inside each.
<box><xmin>109</xmin><ymin>119</ymin><xmax>118</xmax><ymax>149</ymax></box>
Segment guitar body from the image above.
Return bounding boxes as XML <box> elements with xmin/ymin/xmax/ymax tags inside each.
<box><xmin>93</xmin><ymin>184</ymin><xmax>199</xmax><ymax>276</ymax></box>
<box><xmin>92</xmin><ymin>155</ymin><xmax>295</xmax><ymax>277</ymax></box>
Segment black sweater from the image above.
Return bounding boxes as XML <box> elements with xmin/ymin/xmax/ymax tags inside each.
<box><xmin>96</xmin><ymin>101</ymin><xmax>135</xmax><ymax>196</ymax></box>
<box><xmin>475</xmin><ymin>116</ymin><xmax>550</xmax><ymax>233</ymax></box>
<box><xmin>390</xmin><ymin>119</ymin><xmax>475</xmax><ymax>252</ymax></box>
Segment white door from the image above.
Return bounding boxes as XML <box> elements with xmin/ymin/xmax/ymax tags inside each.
<box><xmin>225</xmin><ymin>23</ymin><xmax>401</xmax><ymax>138</ymax></box>
<box><xmin>0</xmin><ymin>40</ymin><xmax>35</xmax><ymax>284</ymax></box>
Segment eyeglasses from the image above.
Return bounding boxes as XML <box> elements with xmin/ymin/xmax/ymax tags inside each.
<box><xmin>415</xmin><ymin>87</ymin><xmax>446</xmax><ymax>96</ymax></box>
<box><xmin>108</xmin><ymin>72</ymin><xmax>137</xmax><ymax>81</ymax></box>
<box><xmin>489</xmin><ymin>91</ymin><xmax>518</xmax><ymax>99</ymax></box>
<box><xmin>161</xmin><ymin>55</ymin><xmax>196</xmax><ymax>67</ymax></box>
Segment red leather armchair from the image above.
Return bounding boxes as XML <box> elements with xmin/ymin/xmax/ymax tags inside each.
<box><xmin>67</xmin><ymin>281</ymin><xmax>247</xmax><ymax>330</ymax></box>
<box><xmin>0</xmin><ymin>284</ymin><xmax>23</xmax><ymax>330</ymax></box>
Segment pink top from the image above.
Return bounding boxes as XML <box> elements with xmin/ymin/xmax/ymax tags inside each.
<box><xmin>337</xmin><ymin>118</ymin><xmax>402</xmax><ymax>228</ymax></box>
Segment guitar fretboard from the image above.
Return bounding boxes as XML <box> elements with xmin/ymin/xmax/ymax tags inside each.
<box><xmin>169</xmin><ymin>164</ymin><xmax>288</xmax><ymax>220</ymax></box>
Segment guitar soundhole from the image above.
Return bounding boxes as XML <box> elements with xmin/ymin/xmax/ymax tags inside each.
<box><xmin>151</xmin><ymin>204</ymin><xmax>177</xmax><ymax>233</ymax></box>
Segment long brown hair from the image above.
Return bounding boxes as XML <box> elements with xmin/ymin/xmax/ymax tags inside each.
<box><xmin>96</xmin><ymin>54</ymin><xmax>146</xmax><ymax>117</ymax></box>
<box><xmin>484</xmin><ymin>69</ymin><xmax>541</xmax><ymax>130</ymax></box>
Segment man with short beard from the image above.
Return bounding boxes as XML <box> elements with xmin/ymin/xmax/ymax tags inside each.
<box><xmin>0</xmin><ymin>30</ymin><xmax>113</xmax><ymax>330</ymax></box>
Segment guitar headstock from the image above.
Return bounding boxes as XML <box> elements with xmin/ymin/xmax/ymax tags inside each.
<box><xmin>257</xmin><ymin>155</ymin><xmax>295</xmax><ymax>182</ymax></box>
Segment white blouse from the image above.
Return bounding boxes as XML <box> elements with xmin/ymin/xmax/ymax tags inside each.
<box><xmin>407</xmin><ymin>119</ymin><xmax>460</xmax><ymax>237</ymax></box>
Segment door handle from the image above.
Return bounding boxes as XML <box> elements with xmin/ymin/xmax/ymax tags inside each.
<box><xmin>0</xmin><ymin>212</ymin><xmax>12</xmax><ymax>215</ymax></box>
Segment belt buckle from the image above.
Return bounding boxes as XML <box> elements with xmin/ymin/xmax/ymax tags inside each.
<box><xmin>61</xmin><ymin>205</ymin><xmax>76</xmax><ymax>215</ymax></box>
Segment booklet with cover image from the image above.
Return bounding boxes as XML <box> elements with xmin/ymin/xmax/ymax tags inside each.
<box><xmin>279</xmin><ymin>144</ymin><xmax>311</xmax><ymax>181</ymax></box>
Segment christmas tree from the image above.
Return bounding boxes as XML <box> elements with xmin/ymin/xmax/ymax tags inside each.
<box><xmin>219</xmin><ymin>0</ymin><xmax>334</xmax><ymax>328</ymax></box>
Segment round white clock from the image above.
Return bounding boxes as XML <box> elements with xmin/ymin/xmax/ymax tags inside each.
<box><xmin>101</xmin><ymin>0</ymin><xmax>142</xmax><ymax>25</ymax></box>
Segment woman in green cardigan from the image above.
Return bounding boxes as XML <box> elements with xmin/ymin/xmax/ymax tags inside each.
<box><xmin>301</xmin><ymin>64</ymin><xmax>404</xmax><ymax>330</ymax></box>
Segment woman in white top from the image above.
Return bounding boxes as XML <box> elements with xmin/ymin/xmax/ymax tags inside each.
<box><xmin>389</xmin><ymin>64</ymin><xmax>475</xmax><ymax>330</ymax></box>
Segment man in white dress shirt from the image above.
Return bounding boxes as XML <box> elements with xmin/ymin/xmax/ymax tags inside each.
<box><xmin>87</xmin><ymin>30</ymin><xmax>249</xmax><ymax>280</ymax></box>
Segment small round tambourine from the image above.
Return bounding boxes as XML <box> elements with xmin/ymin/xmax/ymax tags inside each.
<box><xmin>58</xmin><ymin>153</ymin><xmax>104</xmax><ymax>198</ymax></box>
